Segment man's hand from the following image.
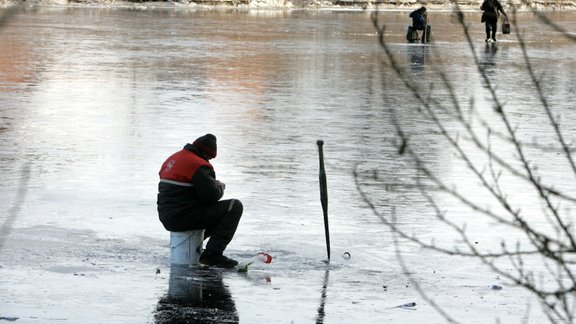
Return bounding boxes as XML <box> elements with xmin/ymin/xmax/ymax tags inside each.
<box><xmin>216</xmin><ymin>180</ymin><xmax>226</xmax><ymax>191</ymax></box>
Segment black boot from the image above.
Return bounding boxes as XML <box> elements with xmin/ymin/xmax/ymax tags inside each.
<box><xmin>200</xmin><ymin>250</ymin><xmax>238</xmax><ymax>268</ymax></box>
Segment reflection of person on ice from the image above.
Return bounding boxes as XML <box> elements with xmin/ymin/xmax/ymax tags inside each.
<box><xmin>481</xmin><ymin>0</ymin><xmax>508</xmax><ymax>43</ymax></box>
<box><xmin>410</xmin><ymin>6</ymin><xmax>431</xmax><ymax>43</ymax></box>
<box><xmin>157</xmin><ymin>134</ymin><xmax>243</xmax><ymax>268</ymax></box>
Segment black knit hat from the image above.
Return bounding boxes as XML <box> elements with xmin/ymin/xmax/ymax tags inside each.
<box><xmin>192</xmin><ymin>134</ymin><xmax>217</xmax><ymax>159</ymax></box>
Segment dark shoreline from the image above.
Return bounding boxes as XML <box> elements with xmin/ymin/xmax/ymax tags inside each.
<box><xmin>1</xmin><ymin>0</ymin><xmax>576</xmax><ymax>11</ymax></box>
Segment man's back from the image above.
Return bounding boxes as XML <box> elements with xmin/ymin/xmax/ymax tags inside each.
<box><xmin>410</xmin><ymin>9</ymin><xmax>426</xmax><ymax>29</ymax></box>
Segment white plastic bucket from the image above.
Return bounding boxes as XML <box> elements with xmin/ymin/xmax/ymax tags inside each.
<box><xmin>170</xmin><ymin>230</ymin><xmax>204</xmax><ymax>265</ymax></box>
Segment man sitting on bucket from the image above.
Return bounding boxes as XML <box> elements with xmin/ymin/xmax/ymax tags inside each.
<box><xmin>409</xmin><ymin>6</ymin><xmax>431</xmax><ymax>43</ymax></box>
<box><xmin>157</xmin><ymin>134</ymin><xmax>243</xmax><ymax>268</ymax></box>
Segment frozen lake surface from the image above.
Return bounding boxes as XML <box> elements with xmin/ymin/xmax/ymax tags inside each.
<box><xmin>1</xmin><ymin>5</ymin><xmax>575</xmax><ymax>323</ymax></box>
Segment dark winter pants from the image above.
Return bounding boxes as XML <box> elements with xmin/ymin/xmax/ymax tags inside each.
<box><xmin>485</xmin><ymin>19</ymin><xmax>497</xmax><ymax>40</ymax></box>
<box><xmin>179</xmin><ymin>199</ymin><xmax>243</xmax><ymax>255</ymax></box>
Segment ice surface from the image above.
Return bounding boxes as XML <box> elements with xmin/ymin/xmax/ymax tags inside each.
<box><xmin>1</xmin><ymin>7</ymin><xmax>575</xmax><ymax>323</ymax></box>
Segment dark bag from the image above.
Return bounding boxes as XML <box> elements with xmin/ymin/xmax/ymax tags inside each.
<box><xmin>406</xmin><ymin>26</ymin><xmax>419</xmax><ymax>43</ymax></box>
<box><xmin>502</xmin><ymin>22</ymin><xmax>511</xmax><ymax>34</ymax></box>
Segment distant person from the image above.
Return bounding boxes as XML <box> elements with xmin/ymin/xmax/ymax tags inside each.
<box><xmin>409</xmin><ymin>6</ymin><xmax>431</xmax><ymax>43</ymax></box>
<box><xmin>481</xmin><ymin>0</ymin><xmax>508</xmax><ymax>42</ymax></box>
<box><xmin>157</xmin><ymin>134</ymin><xmax>243</xmax><ymax>268</ymax></box>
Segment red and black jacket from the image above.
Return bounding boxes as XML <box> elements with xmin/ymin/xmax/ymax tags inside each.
<box><xmin>157</xmin><ymin>143</ymin><xmax>223</xmax><ymax>231</ymax></box>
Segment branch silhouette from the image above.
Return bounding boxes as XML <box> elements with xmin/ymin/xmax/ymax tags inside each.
<box><xmin>367</xmin><ymin>5</ymin><xmax>576</xmax><ymax>323</ymax></box>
